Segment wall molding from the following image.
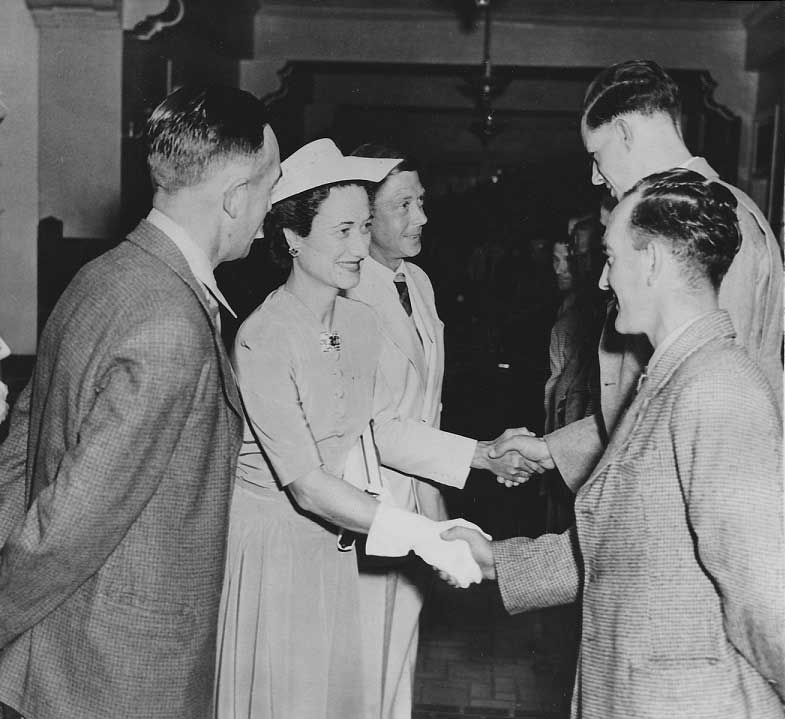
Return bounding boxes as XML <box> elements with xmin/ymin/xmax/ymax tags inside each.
<box><xmin>26</xmin><ymin>0</ymin><xmax>120</xmax><ymax>28</ymax></box>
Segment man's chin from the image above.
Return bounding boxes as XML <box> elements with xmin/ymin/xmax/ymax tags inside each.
<box><xmin>404</xmin><ymin>239</ymin><xmax>422</xmax><ymax>257</ymax></box>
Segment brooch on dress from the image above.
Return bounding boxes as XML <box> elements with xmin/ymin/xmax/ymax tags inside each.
<box><xmin>320</xmin><ymin>331</ymin><xmax>341</xmax><ymax>352</ymax></box>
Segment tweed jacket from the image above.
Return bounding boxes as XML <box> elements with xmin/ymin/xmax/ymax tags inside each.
<box><xmin>495</xmin><ymin>311</ymin><xmax>784</xmax><ymax>718</ymax></box>
<box><xmin>346</xmin><ymin>257</ymin><xmax>475</xmax><ymax>520</ymax></box>
<box><xmin>546</xmin><ymin>157</ymin><xmax>784</xmax><ymax>490</ymax></box>
<box><xmin>0</xmin><ymin>220</ymin><xmax>243</xmax><ymax>719</ymax></box>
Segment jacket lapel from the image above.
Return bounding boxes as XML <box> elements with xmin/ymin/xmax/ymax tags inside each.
<box><xmin>405</xmin><ymin>266</ymin><xmax>442</xmax><ymax>411</ymax></box>
<box><xmin>683</xmin><ymin>156</ymin><xmax>719</xmax><ymax>181</ymax></box>
<box><xmin>351</xmin><ymin>260</ymin><xmax>428</xmax><ymax>384</ymax></box>
<box><xmin>127</xmin><ymin>220</ymin><xmax>242</xmax><ymax>418</ymax></box>
<box><xmin>583</xmin><ymin>311</ymin><xmax>735</xmax><ymax>491</ymax></box>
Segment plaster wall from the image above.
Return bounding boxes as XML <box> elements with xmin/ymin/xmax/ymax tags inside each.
<box><xmin>36</xmin><ymin>9</ymin><xmax>123</xmax><ymax>238</ymax></box>
<box><xmin>0</xmin><ymin>0</ymin><xmax>39</xmax><ymax>354</ymax></box>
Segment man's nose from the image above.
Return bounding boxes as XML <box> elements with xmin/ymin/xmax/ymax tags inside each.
<box><xmin>353</xmin><ymin>230</ymin><xmax>370</xmax><ymax>257</ymax></box>
<box><xmin>598</xmin><ymin>261</ymin><xmax>610</xmax><ymax>290</ymax></box>
<box><xmin>411</xmin><ymin>203</ymin><xmax>427</xmax><ymax>226</ymax></box>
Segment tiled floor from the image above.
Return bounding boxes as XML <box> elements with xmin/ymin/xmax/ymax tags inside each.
<box><xmin>413</xmin><ymin>578</ymin><xmax>579</xmax><ymax>719</ymax></box>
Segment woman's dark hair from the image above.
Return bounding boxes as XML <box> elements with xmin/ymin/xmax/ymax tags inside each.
<box><xmin>350</xmin><ymin>143</ymin><xmax>417</xmax><ymax>203</ymax></box>
<box><xmin>146</xmin><ymin>85</ymin><xmax>269</xmax><ymax>192</ymax></box>
<box><xmin>625</xmin><ymin>168</ymin><xmax>740</xmax><ymax>290</ymax></box>
<box><xmin>582</xmin><ymin>60</ymin><xmax>681</xmax><ymax>131</ymax></box>
<box><xmin>264</xmin><ymin>181</ymin><xmax>370</xmax><ymax>269</ymax></box>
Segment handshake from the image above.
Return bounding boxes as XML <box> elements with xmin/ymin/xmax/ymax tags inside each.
<box><xmin>366</xmin><ymin>505</ymin><xmax>493</xmax><ymax>588</ymax></box>
<box><xmin>473</xmin><ymin>427</ymin><xmax>555</xmax><ymax>488</ymax></box>
<box><xmin>363</xmin><ymin>428</ymin><xmax>556</xmax><ymax>587</ymax></box>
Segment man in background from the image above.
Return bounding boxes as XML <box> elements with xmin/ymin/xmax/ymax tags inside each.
<box><xmin>0</xmin><ymin>85</ymin><xmax>280</xmax><ymax>719</ymax></box>
<box><xmin>499</xmin><ymin>58</ymin><xmax>783</xmax><ymax>488</ymax></box>
<box><xmin>347</xmin><ymin>144</ymin><xmax>546</xmax><ymax>718</ymax></box>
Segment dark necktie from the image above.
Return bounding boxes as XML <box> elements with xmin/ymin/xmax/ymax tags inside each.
<box><xmin>394</xmin><ymin>273</ymin><xmax>413</xmax><ymax>317</ymax></box>
<box><xmin>203</xmin><ymin>284</ymin><xmax>222</xmax><ymax>332</ymax></box>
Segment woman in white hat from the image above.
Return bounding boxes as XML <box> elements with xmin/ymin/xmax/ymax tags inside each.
<box><xmin>213</xmin><ymin>139</ymin><xmax>485</xmax><ymax>719</ymax></box>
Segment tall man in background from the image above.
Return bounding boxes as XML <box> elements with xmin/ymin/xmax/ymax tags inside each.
<box><xmin>348</xmin><ymin>145</ymin><xmax>544</xmax><ymax>718</ymax></box>
<box><xmin>0</xmin><ymin>85</ymin><xmax>280</xmax><ymax>719</ymax></box>
<box><xmin>500</xmin><ymin>58</ymin><xmax>783</xmax><ymax>488</ymax></box>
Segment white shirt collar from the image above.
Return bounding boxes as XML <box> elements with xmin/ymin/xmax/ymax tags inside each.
<box><xmin>364</xmin><ymin>255</ymin><xmax>408</xmax><ymax>281</ymax></box>
<box><xmin>146</xmin><ymin>208</ymin><xmax>236</xmax><ymax>318</ymax></box>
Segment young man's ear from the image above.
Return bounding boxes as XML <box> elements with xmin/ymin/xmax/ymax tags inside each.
<box><xmin>223</xmin><ymin>179</ymin><xmax>248</xmax><ymax>219</ymax></box>
<box><xmin>614</xmin><ymin>116</ymin><xmax>634</xmax><ymax>150</ymax></box>
<box><xmin>644</xmin><ymin>240</ymin><xmax>661</xmax><ymax>287</ymax></box>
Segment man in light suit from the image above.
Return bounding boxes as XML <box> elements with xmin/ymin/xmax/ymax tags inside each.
<box><xmin>0</xmin><ymin>85</ymin><xmax>280</xmax><ymax>719</ymax></box>
<box><xmin>448</xmin><ymin>169</ymin><xmax>784</xmax><ymax>717</ymax></box>
<box><xmin>346</xmin><ymin>145</ymin><xmax>544</xmax><ymax>718</ymax></box>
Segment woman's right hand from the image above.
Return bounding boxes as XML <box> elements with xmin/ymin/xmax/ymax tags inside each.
<box><xmin>366</xmin><ymin>505</ymin><xmax>490</xmax><ymax>588</ymax></box>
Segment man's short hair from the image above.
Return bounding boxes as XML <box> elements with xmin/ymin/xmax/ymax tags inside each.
<box><xmin>146</xmin><ymin>85</ymin><xmax>270</xmax><ymax>193</ymax></box>
<box><xmin>350</xmin><ymin>143</ymin><xmax>419</xmax><ymax>202</ymax></box>
<box><xmin>625</xmin><ymin>168</ymin><xmax>740</xmax><ymax>290</ymax></box>
<box><xmin>582</xmin><ymin>60</ymin><xmax>681</xmax><ymax>131</ymax></box>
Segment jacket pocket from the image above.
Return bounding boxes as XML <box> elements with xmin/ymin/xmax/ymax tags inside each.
<box><xmin>629</xmin><ymin>655</ymin><xmax>739</xmax><ymax>718</ymax></box>
<box><xmin>93</xmin><ymin>590</ymin><xmax>195</xmax><ymax>640</ymax></box>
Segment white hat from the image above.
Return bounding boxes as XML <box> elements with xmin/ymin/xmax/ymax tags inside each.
<box><xmin>270</xmin><ymin>138</ymin><xmax>401</xmax><ymax>204</ymax></box>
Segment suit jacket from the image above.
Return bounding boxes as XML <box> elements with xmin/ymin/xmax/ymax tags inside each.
<box><xmin>0</xmin><ymin>220</ymin><xmax>243</xmax><ymax>719</ymax></box>
<box><xmin>346</xmin><ymin>257</ymin><xmax>475</xmax><ymax>520</ymax></box>
<box><xmin>495</xmin><ymin>311</ymin><xmax>784</xmax><ymax>718</ymax></box>
<box><xmin>546</xmin><ymin>157</ymin><xmax>784</xmax><ymax>491</ymax></box>
<box><xmin>543</xmin><ymin>294</ymin><xmax>606</xmax><ymax>435</ymax></box>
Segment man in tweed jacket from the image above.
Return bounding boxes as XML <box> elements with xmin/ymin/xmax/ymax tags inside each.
<box><xmin>447</xmin><ymin>170</ymin><xmax>784</xmax><ymax>717</ymax></box>
<box><xmin>0</xmin><ymin>86</ymin><xmax>280</xmax><ymax>719</ymax></box>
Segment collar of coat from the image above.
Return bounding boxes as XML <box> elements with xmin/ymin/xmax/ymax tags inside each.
<box><xmin>125</xmin><ymin>219</ymin><xmax>242</xmax><ymax>418</ymax></box>
<box><xmin>640</xmin><ymin>309</ymin><xmax>736</xmax><ymax>398</ymax></box>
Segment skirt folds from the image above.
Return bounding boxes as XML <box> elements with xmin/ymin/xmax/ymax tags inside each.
<box><xmin>214</xmin><ymin>481</ymin><xmax>366</xmax><ymax>719</ymax></box>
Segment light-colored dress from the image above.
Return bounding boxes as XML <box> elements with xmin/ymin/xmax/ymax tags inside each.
<box><xmin>214</xmin><ymin>285</ymin><xmax>477</xmax><ymax>719</ymax></box>
<box><xmin>214</xmin><ymin>288</ymin><xmax>381</xmax><ymax>719</ymax></box>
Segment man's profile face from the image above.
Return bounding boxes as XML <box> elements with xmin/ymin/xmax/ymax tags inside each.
<box><xmin>552</xmin><ymin>241</ymin><xmax>574</xmax><ymax>292</ymax></box>
<box><xmin>369</xmin><ymin>170</ymin><xmax>427</xmax><ymax>270</ymax></box>
<box><xmin>601</xmin><ymin>197</ymin><xmax>649</xmax><ymax>335</ymax></box>
<box><xmin>581</xmin><ymin>118</ymin><xmax>638</xmax><ymax>200</ymax></box>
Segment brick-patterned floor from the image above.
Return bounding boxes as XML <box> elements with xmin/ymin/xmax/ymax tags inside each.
<box><xmin>413</xmin><ymin>579</ymin><xmax>579</xmax><ymax>719</ymax></box>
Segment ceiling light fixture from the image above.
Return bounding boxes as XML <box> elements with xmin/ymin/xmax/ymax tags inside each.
<box><xmin>463</xmin><ymin>0</ymin><xmax>508</xmax><ymax>144</ymax></box>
